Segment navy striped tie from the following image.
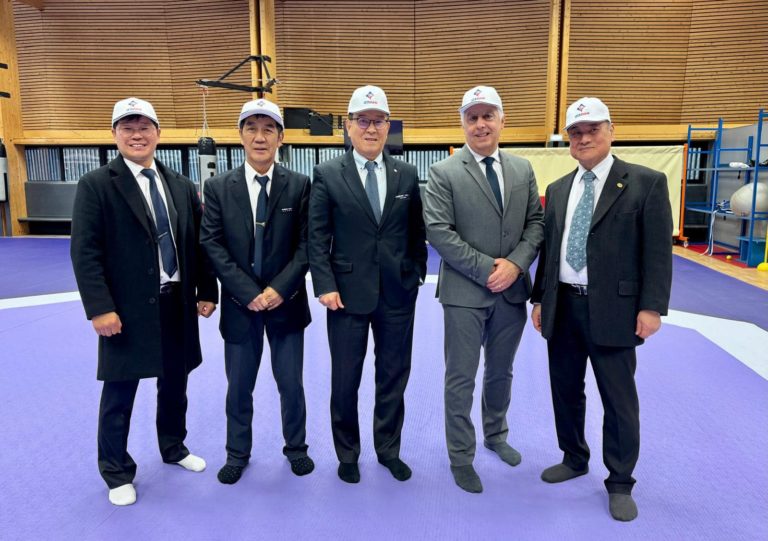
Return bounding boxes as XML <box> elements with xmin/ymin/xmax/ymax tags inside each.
<box><xmin>142</xmin><ymin>168</ymin><xmax>177</xmax><ymax>277</ymax></box>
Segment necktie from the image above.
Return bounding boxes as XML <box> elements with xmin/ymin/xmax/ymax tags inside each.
<box><xmin>252</xmin><ymin>175</ymin><xmax>269</xmax><ymax>277</ymax></box>
<box><xmin>364</xmin><ymin>160</ymin><xmax>382</xmax><ymax>223</ymax></box>
<box><xmin>482</xmin><ymin>156</ymin><xmax>503</xmax><ymax>210</ymax></box>
<box><xmin>565</xmin><ymin>170</ymin><xmax>597</xmax><ymax>272</ymax></box>
<box><xmin>142</xmin><ymin>168</ymin><xmax>177</xmax><ymax>277</ymax></box>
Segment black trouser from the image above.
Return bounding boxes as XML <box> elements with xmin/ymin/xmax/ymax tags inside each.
<box><xmin>97</xmin><ymin>286</ymin><xmax>189</xmax><ymax>489</ymax></box>
<box><xmin>223</xmin><ymin>316</ymin><xmax>308</xmax><ymax>466</ymax></box>
<box><xmin>327</xmin><ymin>298</ymin><xmax>415</xmax><ymax>463</ymax></box>
<box><xmin>547</xmin><ymin>285</ymin><xmax>640</xmax><ymax>495</ymax></box>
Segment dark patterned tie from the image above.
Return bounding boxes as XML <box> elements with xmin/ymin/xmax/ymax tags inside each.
<box><xmin>482</xmin><ymin>156</ymin><xmax>503</xmax><ymax>210</ymax></box>
<box><xmin>364</xmin><ymin>160</ymin><xmax>382</xmax><ymax>223</ymax></box>
<box><xmin>565</xmin><ymin>170</ymin><xmax>597</xmax><ymax>272</ymax></box>
<box><xmin>142</xmin><ymin>168</ymin><xmax>177</xmax><ymax>277</ymax></box>
<box><xmin>252</xmin><ymin>175</ymin><xmax>269</xmax><ymax>277</ymax></box>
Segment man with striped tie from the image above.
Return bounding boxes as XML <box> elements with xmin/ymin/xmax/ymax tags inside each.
<box><xmin>71</xmin><ymin>97</ymin><xmax>218</xmax><ymax>506</ymax></box>
<box><xmin>531</xmin><ymin>97</ymin><xmax>673</xmax><ymax>521</ymax></box>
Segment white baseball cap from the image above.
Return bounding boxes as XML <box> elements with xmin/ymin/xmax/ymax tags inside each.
<box><xmin>459</xmin><ymin>86</ymin><xmax>503</xmax><ymax>114</ymax></box>
<box><xmin>348</xmin><ymin>85</ymin><xmax>390</xmax><ymax>115</ymax></box>
<box><xmin>564</xmin><ymin>97</ymin><xmax>611</xmax><ymax>130</ymax></box>
<box><xmin>112</xmin><ymin>97</ymin><xmax>159</xmax><ymax>127</ymax></box>
<box><xmin>238</xmin><ymin>98</ymin><xmax>284</xmax><ymax>128</ymax></box>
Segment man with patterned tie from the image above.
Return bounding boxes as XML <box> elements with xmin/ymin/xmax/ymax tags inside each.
<box><xmin>423</xmin><ymin>86</ymin><xmax>544</xmax><ymax>494</ymax></box>
<box><xmin>308</xmin><ymin>85</ymin><xmax>427</xmax><ymax>484</ymax></box>
<box><xmin>71</xmin><ymin>97</ymin><xmax>218</xmax><ymax>506</ymax></box>
<box><xmin>200</xmin><ymin>98</ymin><xmax>314</xmax><ymax>485</ymax></box>
<box><xmin>531</xmin><ymin>97</ymin><xmax>673</xmax><ymax>521</ymax></box>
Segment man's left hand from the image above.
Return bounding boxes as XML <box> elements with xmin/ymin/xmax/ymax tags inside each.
<box><xmin>635</xmin><ymin>310</ymin><xmax>661</xmax><ymax>339</ymax></box>
<box><xmin>486</xmin><ymin>259</ymin><xmax>521</xmax><ymax>293</ymax></box>
<box><xmin>197</xmin><ymin>301</ymin><xmax>217</xmax><ymax>318</ymax></box>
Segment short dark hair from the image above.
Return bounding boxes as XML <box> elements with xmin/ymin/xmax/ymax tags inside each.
<box><xmin>239</xmin><ymin>113</ymin><xmax>283</xmax><ymax>134</ymax></box>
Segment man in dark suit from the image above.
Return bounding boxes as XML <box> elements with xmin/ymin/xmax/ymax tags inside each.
<box><xmin>423</xmin><ymin>86</ymin><xmax>544</xmax><ymax>493</ymax></box>
<box><xmin>200</xmin><ymin>98</ymin><xmax>314</xmax><ymax>484</ymax></box>
<box><xmin>531</xmin><ymin>97</ymin><xmax>673</xmax><ymax>521</ymax></box>
<box><xmin>70</xmin><ymin>97</ymin><xmax>218</xmax><ymax>506</ymax></box>
<box><xmin>308</xmin><ymin>85</ymin><xmax>427</xmax><ymax>484</ymax></box>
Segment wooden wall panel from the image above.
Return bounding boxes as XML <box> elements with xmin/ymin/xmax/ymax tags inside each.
<box><xmin>414</xmin><ymin>0</ymin><xmax>552</xmax><ymax>129</ymax></box>
<box><xmin>275</xmin><ymin>0</ymin><xmax>416</xmax><ymax>122</ymax></box>
<box><xmin>565</xmin><ymin>0</ymin><xmax>693</xmax><ymax>127</ymax></box>
<box><xmin>13</xmin><ymin>0</ymin><xmax>250</xmax><ymax>131</ymax></box>
<box><xmin>681</xmin><ymin>0</ymin><xmax>768</xmax><ymax>124</ymax></box>
<box><xmin>275</xmin><ymin>0</ymin><xmax>552</xmax><ymax>130</ymax></box>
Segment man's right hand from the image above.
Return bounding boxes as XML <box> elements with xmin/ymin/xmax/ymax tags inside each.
<box><xmin>531</xmin><ymin>304</ymin><xmax>542</xmax><ymax>333</ymax></box>
<box><xmin>319</xmin><ymin>292</ymin><xmax>344</xmax><ymax>311</ymax></box>
<box><xmin>92</xmin><ymin>311</ymin><xmax>122</xmax><ymax>336</ymax></box>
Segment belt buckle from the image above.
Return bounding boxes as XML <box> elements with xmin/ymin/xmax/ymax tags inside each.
<box><xmin>159</xmin><ymin>282</ymin><xmax>176</xmax><ymax>295</ymax></box>
<box><xmin>572</xmin><ymin>284</ymin><xmax>587</xmax><ymax>296</ymax></box>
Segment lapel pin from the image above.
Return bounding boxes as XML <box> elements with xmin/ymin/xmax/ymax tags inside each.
<box><xmin>617</xmin><ymin>182</ymin><xmax>624</xmax><ymax>188</ymax></box>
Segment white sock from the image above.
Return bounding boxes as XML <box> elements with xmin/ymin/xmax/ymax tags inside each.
<box><xmin>108</xmin><ymin>483</ymin><xmax>136</xmax><ymax>506</ymax></box>
<box><xmin>176</xmin><ymin>453</ymin><xmax>206</xmax><ymax>472</ymax></box>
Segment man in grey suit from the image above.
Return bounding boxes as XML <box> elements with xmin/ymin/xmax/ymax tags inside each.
<box><xmin>531</xmin><ymin>97</ymin><xmax>672</xmax><ymax>521</ymax></box>
<box><xmin>423</xmin><ymin>86</ymin><xmax>544</xmax><ymax>493</ymax></box>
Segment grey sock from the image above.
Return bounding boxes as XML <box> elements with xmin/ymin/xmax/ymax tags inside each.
<box><xmin>609</xmin><ymin>493</ymin><xmax>638</xmax><ymax>522</ymax></box>
<box><xmin>484</xmin><ymin>441</ymin><xmax>521</xmax><ymax>467</ymax></box>
<box><xmin>450</xmin><ymin>465</ymin><xmax>483</xmax><ymax>493</ymax></box>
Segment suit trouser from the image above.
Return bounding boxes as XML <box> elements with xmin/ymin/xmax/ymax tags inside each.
<box><xmin>224</xmin><ymin>316</ymin><xmax>308</xmax><ymax>466</ymax></box>
<box><xmin>327</xmin><ymin>297</ymin><xmax>415</xmax><ymax>463</ymax></box>
<box><xmin>443</xmin><ymin>299</ymin><xmax>526</xmax><ymax>466</ymax></box>
<box><xmin>97</xmin><ymin>287</ymin><xmax>189</xmax><ymax>489</ymax></box>
<box><xmin>547</xmin><ymin>286</ymin><xmax>639</xmax><ymax>495</ymax></box>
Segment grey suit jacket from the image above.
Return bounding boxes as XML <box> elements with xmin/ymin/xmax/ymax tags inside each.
<box><xmin>423</xmin><ymin>145</ymin><xmax>544</xmax><ymax>308</ymax></box>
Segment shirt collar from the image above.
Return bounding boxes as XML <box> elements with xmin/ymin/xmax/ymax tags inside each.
<box><xmin>244</xmin><ymin>161</ymin><xmax>275</xmax><ymax>183</ymax></box>
<box><xmin>466</xmin><ymin>145</ymin><xmax>501</xmax><ymax>165</ymax></box>
<box><xmin>353</xmin><ymin>149</ymin><xmax>383</xmax><ymax>170</ymax></box>
<box><xmin>576</xmin><ymin>153</ymin><xmax>614</xmax><ymax>183</ymax></box>
<box><xmin>124</xmin><ymin>158</ymin><xmax>156</xmax><ymax>179</ymax></box>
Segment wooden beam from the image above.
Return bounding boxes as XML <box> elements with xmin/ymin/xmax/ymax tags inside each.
<box><xmin>556</xmin><ymin>0</ymin><xmax>571</xmax><ymax>134</ymax></box>
<box><xmin>259</xmin><ymin>0</ymin><xmax>277</xmax><ymax>102</ymax></box>
<box><xmin>16</xmin><ymin>122</ymin><xmax>736</xmax><ymax>147</ymax></box>
<box><xmin>544</xmin><ymin>0</ymin><xmax>563</xmax><ymax>139</ymax></box>
<box><xmin>0</xmin><ymin>0</ymin><xmax>29</xmax><ymax>235</ymax></box>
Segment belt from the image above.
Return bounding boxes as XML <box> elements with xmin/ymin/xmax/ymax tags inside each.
<box><xmin>159</xmin><ymin>282</ymin><xmax>180</xmax><ymax>295</ymax></box>
<box><xmin>559</xmin><ymin>282</ymin><xmax>588</xmax><ymax>296</ymax></box>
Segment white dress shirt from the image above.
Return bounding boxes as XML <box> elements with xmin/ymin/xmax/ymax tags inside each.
<box><xmin>558</xmin><ymin>154</ymin><xmax>614</xmax><ymax>284</ymax></box>
<box><xmin>124</xmin><ymin>158</ymin><xmax>180</xmax><ymax>283</ymax></box>
<box><xmin>466</xmin><ymin>146</ymin><xmax>505</xmax><ymax>210</ymax></box>
<box><xmin>352</xmin><ymin>150</ymin><xmax>386</xmax><ymax>214</ymax></box>
<box><xmin>244</xmin><ymin>161</ymin><xmax>274</xmax><ymax>228</ymax></box>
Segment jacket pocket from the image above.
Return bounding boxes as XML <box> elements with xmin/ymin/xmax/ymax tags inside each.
<box><xmin>332</xmin><ymin>261</ymin><xmax>353</xmax><ymax>273</ymax></box>
<box><xmin>618</xmin><ymin>280</ymin><xmax>639</xmax><ymax>296</ymax></box>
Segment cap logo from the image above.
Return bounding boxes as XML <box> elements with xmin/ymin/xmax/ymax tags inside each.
<box><xmin>577</xmin><ymin>104</ymin><xmax>585</xmax><ymax>112</ymax></box>
<box><xmin>128</xmin><ymin>100</ymin><xmax>138</xmax><ymax>107</ymax></box>
<box><xmin>257</xmin><ymin>100</ymin><xmax>265</xmax><ymax>107</ymax></box>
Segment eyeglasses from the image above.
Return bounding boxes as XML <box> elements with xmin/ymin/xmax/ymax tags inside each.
<box><xmin>351</xmin><ymin>117</ymin><xmax>389</xmax><ymax>130</ymax></box>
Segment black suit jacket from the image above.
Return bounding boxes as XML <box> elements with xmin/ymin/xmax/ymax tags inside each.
<box><xmin>200</xmin><ymin>163</ymin><xmax>311</xmax><ymax>342</ymax></box>
<box><xmin>70</xmin><ymin>155</ymin><xmax>218</xmax><ymax>381</ymax></box>
<box><xmin>308</xmin><ymin>151</ymin><xmax>427</xmax><ymax>314</ymax></box>
<box><xmin>531</xmin><ymin>157</ymin><xmax>673</xmax><ymax>347</ymax></box>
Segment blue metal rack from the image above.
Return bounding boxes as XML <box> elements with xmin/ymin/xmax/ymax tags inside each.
<box><xmin>684</xmin><ymin>110</ymin><xmax>768</xmax><ymax>266</ymax></box>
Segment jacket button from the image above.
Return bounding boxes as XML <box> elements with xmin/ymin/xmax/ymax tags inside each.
<box><xmin>149</xmin><ymin>297</ymin><xmax>156</xmax><ymax>304</ymax></box>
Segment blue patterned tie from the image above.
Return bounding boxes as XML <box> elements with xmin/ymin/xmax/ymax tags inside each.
<box><xmin>565</xmin><ymin>170</ymin><xmax>597</xmax><ymax>272</ymax></box>
<box><xmin>482</xmin><ymin>156</ymin><xmax>503</xmax><ymax>210</ymax></box>
<box><xmin>252</xmin><ymin>175</ymin><xmax>269</xmax><ymax>277</ymax></box>
<box><xmin>364</xmin><ymin>160</ymin><xmax>382</xmax><ymax>223</ymax></box>
<box><xmin>142</xmin><ymin>168</ymin><xmax>177</xmax><ymax>277</ymax></box>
